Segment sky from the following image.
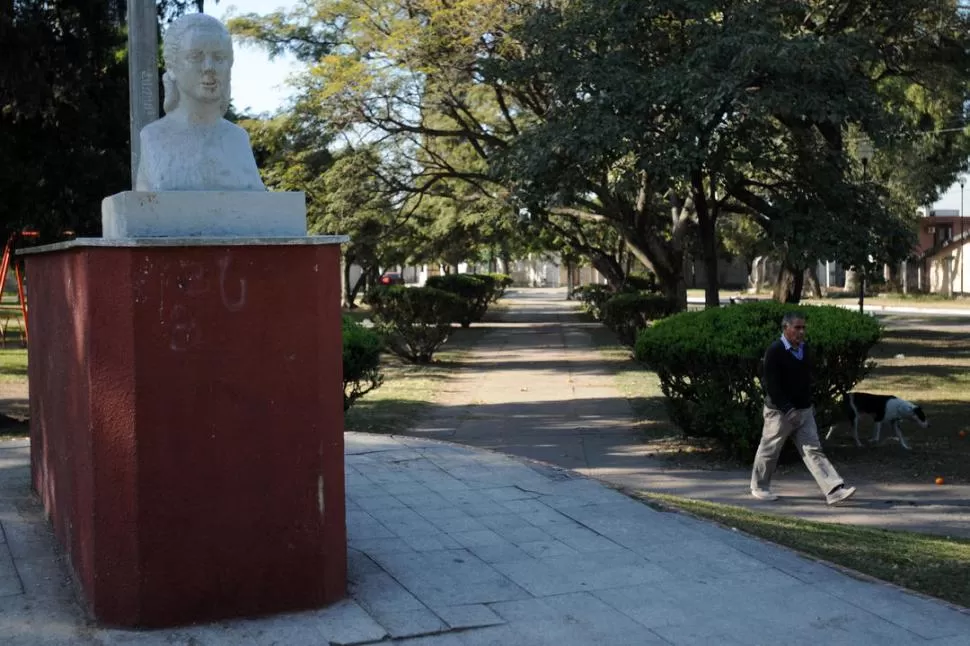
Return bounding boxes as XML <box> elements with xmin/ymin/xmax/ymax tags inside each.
<box><xmin>214</xmin><ymin>0</ymin><xmax>302</xmax><ymax>116</ymax></box>
<box><xmin>210</xmin><ymin>0</ymin><xmax>966</xmax><ymax>213</ymax></box>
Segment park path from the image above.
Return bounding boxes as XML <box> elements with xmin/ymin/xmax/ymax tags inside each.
<box><xmin>407</xmin><ymin>288</ymin><xmax>970</xmax><ymax>539</ymax></box>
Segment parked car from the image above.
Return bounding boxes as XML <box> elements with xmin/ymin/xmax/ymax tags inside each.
<box><xmin>379</xmin><ymin>272</ymin><xmax>405</xmax><ymax>286</ymax></box>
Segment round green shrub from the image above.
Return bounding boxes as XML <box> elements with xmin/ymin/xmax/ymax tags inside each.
<box><xmin>366</xmin><ymin>286</ymin><xmax>465</xmax><ymax>363</ymax></box>
<box><xmin>634</xmin><ymin>301</ymin><xmax>882</xmax><ymax>461</ymax></box>
<box><xmin>601</xmin><ymin>292</ymin><xmax>680</xmax><ymax>346</ymax></box>
<box><xmin>342</xmin><ymin>315</ymin><xmax>384</xmax><ymax>411</ymax></box>
<box><xmin>426</xmin><ymin>274</ymin><xmax>492</xmax><ymax>327</ymax></box>
<box><xmin>482</xmin><ymin>272</ymin><xmax>513</xmax><ymax>301</ymax></box>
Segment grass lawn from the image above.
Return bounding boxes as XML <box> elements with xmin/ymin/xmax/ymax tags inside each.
<box><xmin>687</xmin><ymin>288</ymin><xmax>970</xmax><ymax>309</ymax></box>
<box><xmin>0</xmin><ymin>348</ymin><xmax>28</xmax><ymax>383</ymax></box>
<box><xmin>344</xmin><ymin>326</ymin><xmax>489</xmax><ymax>435</ymax></box>
<box><xmin>640</xmin><ymin>492</ymin><xmax>970</xmax><ymax>609</ymax></box>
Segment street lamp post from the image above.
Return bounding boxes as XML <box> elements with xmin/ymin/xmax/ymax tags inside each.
<box><xmin>858</xmin><ymin>138</ymin><xmax>875</xmax><ymax>314</ymax></box>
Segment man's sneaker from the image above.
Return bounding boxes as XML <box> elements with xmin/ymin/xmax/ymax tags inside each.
<box><xmin>751</xmin><ymin>488</ymin><xmax>778</xmax><ymax>501</ymax></box>
<box><xmin>826</xmin><ymin>485</ymin><xmax>857</xmax><ymax>506</ymax></box>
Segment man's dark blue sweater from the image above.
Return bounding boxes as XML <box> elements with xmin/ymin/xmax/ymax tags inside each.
<box><xmin>762</xmin><ymin>338</ymin><xmax>813</xmax><ymax>413</ymax></box>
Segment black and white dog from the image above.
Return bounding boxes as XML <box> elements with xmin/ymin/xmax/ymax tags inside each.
<box><xmin>825</xmin><ymin>392</ymin><xmax>928</xmax><ymax>450</ymax></box>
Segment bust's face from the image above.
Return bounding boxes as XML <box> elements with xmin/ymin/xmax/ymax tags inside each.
<box><xmin>172</xmin><ymin>26</ymin><xmax>232</xmax><ymax>108</ymax></box>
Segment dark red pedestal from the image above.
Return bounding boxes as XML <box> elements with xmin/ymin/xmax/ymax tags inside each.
<box><xmin>23</xmin><ymin>240</ymin><xmax>347</xmax><ymax>628</ymax></box>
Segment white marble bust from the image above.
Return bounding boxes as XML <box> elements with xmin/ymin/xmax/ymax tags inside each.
<box><xmin>135</xmin><ymin>13</ymin><xmax>265</xmax><ymax>192</ymax></box>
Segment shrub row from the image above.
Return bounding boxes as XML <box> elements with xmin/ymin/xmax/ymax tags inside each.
<box><xmin>634</xmin><ymin>301</ymin><xmax>882</xmax><ymax>461</ymax></box>
<box><xmin>572</xmin><ymin>273</ymin><xmax>678</xmax><ymax>345</ymax></box>
<box><xmin>364</xmin><ymin>273</ymin><xmax>511</xmax><ymax>364</ymax></box>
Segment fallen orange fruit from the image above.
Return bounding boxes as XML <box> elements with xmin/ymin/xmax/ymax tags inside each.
<box><xmin>960</xmin><ymin>430</ymin><xmax>967</xmax><ymax>438</ymax></box>
<box><xmin>935</xmin><ymin>477</ymin><xmax>945</xmax><ymax>485</ymax></box>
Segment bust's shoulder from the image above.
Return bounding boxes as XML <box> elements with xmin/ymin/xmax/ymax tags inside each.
<box><xmin>219</xmin><ymin>119</ymin><xmax>253</xmax><ymax>141</ymax></box>
<box><xmin>139</xmin><ymin>116</ymin><xmax>184</xmax><ymax>144</ymax></box>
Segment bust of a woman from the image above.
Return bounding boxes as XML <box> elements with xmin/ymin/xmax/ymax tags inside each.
<box><xmin>135</xmin><ymin>13</ymin><xmax>265</xmax><ymax>192</ymax></box>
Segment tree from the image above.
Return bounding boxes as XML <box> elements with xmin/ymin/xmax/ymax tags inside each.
<box><xmin>490</xmin><ymin>0</ymin><xmax>970</xmax><ymax>305</ymax></box>
<box><xmin>228</xmin><ymin>0</ymin><xmax>641</xmax><ymax>294</ymax></box>
<box><xmin>229</xmin><ymin>0</ymin><xmax>970</xmax><ymax>307</ymax></box>
<box><xmin>0</xmin><ymin>1</ymin><xmax>217</xmax><ymax>241</ymax></box>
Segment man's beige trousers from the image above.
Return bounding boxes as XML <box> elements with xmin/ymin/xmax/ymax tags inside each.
<box><xmin>751</xmin><ymin>406</ymin><xmax>844</xmax><ymax>494</ymax></box>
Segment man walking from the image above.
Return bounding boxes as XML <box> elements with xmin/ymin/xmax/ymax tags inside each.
<box><xmin>751</xmin><ymin>312</ymin><xmax>857</xmax><ymax>505</ymax></box>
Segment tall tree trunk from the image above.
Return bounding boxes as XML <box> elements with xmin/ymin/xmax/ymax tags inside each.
<box><xmin>590</xmin><ymin>253</ymin><xmax>625</xmax><ymax>287</ymax></box>
<box><xmin>844</xmin><ymin>268</ymin><xmax>860</xmax><ymax>292</ymax></box>
<box><xmin>773</xmin><ymin>262</ymin><xmax>804</xmax><ymax>303</ymax></box>
<box><xmin>804</xmin><ymin>265</ymin><xmax>823</xmax><ymax>299</ymax></box>
<box><xmin>692</xmin><ymin>171</ymin><xmax>721</xmax><ymax>309</ymax></box>
<box><xmin>343</xmin><ymin>256</ymin><xmax>355</xmax><ymax>309</ymax></box>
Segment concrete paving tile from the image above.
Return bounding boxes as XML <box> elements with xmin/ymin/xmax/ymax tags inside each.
<box><xmin>477</xmin><ymin>519</ymin><xmax>552</xmax><ymax>545</ymax></box>
<box><xmin>455</xmin><ymin>624</ymin><xmax>533</xmax><ymax>646</ymax></box>
<box><xmin>381</xmin><ymin>481</ymin><xmax>434</xmax><ymax>497</ymax></box>
<box><xmin>352</xmin><ymin>537</ymin><xmax>414</xmax><ymax>556</ymax></box>
<box><xmin>541</xmin><ymin>524</ymin><xmax>623</xmax><ymax>553</ymax></box>
<box><xmin>15</xmin><ymin>556</ymin><xmax>74</xmax><ymax>599</ymax></box>
<box><xmin>924</xmin><ymin>636</ymin><xmax>970</xmax><ymax>645</ymax></box>
<box><xmin>0</xmin><ymin>597</ymin><xmax>93</xmax><ymax>646</ymax></box>
<box><xmin>516</xmin><ymin>540</ymin><xmax>579</xmax><ymax>559</ymax></box>
<box><xmin>401</xmin><ymin>533</ymin><xmax>463</xmax><ymax>552</ymax></box>
<box><xmin>816</xmin><ymin>577</ymin><xmax>970</xmax><ymax>639</ymax></box>
<box><xmin>432</xmin><ymin>603</ymin><xmax>505</xmax><ymax>630</ymax></box>
<box><xmin>481</xmin><ymin>487</ymin><xmax>542</xmax><ymax>503</ymax></box>
<box><xmin>151</xmin><ymin>622</ymin><xmax>262</xmax><ymax>645</ymax></box>
<box><xmin>352</xmin><ymin>494</ymin><xmax>408</xmax><ymax>513</ymax></box>
<box><xmin>647</xmin><ymin>537</ymin><xmax>775</xmax><ymax>578</ymax></box>
<box><xmin>399</xmin><ymin>491</ymin><xmax>462</xmax><ymax>511</ymax></box>
<box><xmin>489</xmin><ymin>593</ymin><xmax>668</xmax><ymax>646</ymax></box>
<box><xmin>367</xmin><ymin>507</ymin><xmax>442</xmax><ymax>537</ymax></box>
<box><xmin>449</xmin><ymin>530</ymin><xmax>509</xmax><ymax>549</ymax></box>
<box><xmin>413</xmin><ymin>475</ymin><xmax>472</xmax><ymax>493</ymax></box>
<box><xmin>346</xmin><ymin>510</ymin><xmax>395</xmax><ymax>540</ymax></box>
<box><xmin>491</xmin><ymin>551</ymin><xmax>671</xmax><ymax>597</ymax></box>
<box><xmin>369</xmin><ymin>607</ymin><xmax>447</xmax><ymax>639</ymax></box>
<box><xmin>425</xmin><ymin>513</ymin><xmax>489</xmax><ymax>534</ymax></box>
<box><xmin>351</xmin><ymin>572</ymin><xmax>426</xmax><ymax>615</ymax></box>
<box><xmin>500</xmin><ymin>499</ymin><xmax>572</xmax><ymax>526</ymax></box>
<box><xmin>312</xmin><ymin>599</ymin><xmax>392</xmax><ymax>646</ymax></box>
<box><xmin>397</xmin><ymin>633</ymin><xmax>468</xmax><ymax>646</ymax></box>
<box><xmin>347</xmin><ymin>548</ymin><xmax>384</xmax><ymax>579</ymax></box>
<box><xmin>465</xmin><ymin>542</ymin><xmax>533</xmax><ymax>564</ymax></box>
<box><xmin>452</xmin><ymin>501</ymin><xmax>511</xmax><ymax>518</ymax></box>
<box><xmin>0</xmin><ymin>573</ymin><xmax>23</xmax><ymax>597</ymax></box>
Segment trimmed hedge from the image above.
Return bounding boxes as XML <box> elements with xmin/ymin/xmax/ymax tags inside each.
<box><xmin>601</xmin><ymin>292</ymin><xmax>681</xmax><ymax>346</ymax></box>
<box><xmin>484</xmin><ymin>273</ymin><xmax>513</xmax><ymax>300</ymax></box>
<box><xmin>342</xmin><ymin>315</ymin><xmax>384</xmax><ymax>411</ymax></box>
<box><xmin>572</xmin><ymin>284</ymin><xmax>614</xmax><ymax>320</ymax></box>
<box><xmin>426</xmin><ymin>274</ymin><xmax>492</xmax><ymax>327</ymax></box>
<box><xmin>366</xmin><ymin>286</ymin><xmax>465</xmax><ymax>363</ymax></box>
<box><xmin>634</xmin><ymin>302</ymin><xmax>882</xmax><ymax>461</ymax></box>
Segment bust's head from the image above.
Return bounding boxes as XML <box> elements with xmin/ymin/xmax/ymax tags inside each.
<box><xmin>162</xmin><ymin>13</ymin><xmax>233</xmax><ymax>116</ymax></box>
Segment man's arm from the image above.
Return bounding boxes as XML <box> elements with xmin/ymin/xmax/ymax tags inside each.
<box><xmin>763</xmin><ymin>343</ymin><xmax>794</xmax><ymax>413</ymax></box>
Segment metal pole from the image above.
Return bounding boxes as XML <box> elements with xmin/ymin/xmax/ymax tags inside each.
<box><xmin>961</xmin><ymin>180</ymin><xmax>965</xmax><ymax>295</ymax></box>
<box><xmin>127</xmin><ymin>0</ymin><xmax>160</xmax><ymax>188</ymax></box>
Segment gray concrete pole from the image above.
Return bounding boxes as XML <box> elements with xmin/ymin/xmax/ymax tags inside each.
<box><xmin>127</xmin><ymin>0</ymin><xmax>160</xmax><ymax>188</ymax></box>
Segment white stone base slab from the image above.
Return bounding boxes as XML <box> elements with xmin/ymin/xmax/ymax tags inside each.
<box><xmin>101</xmin><ymin>191</ymin><xmax>307</xmax><ymax>239</ymax></box>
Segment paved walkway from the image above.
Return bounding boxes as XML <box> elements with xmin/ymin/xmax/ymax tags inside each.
<box><xmin>410</xmin><ymin>288</ymin><xmax>970</xmax><ymax>538</ymax></box>
<box><xmin>2</xmin><ymin>433</ymin><xmax>970</xmax><ymax>644</ymax></box>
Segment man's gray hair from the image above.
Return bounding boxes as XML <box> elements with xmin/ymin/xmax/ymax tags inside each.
<box><xmin>782</xmin><ymin>311</ymin><xmax>806</xmax><ymax>329</ymax></box>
